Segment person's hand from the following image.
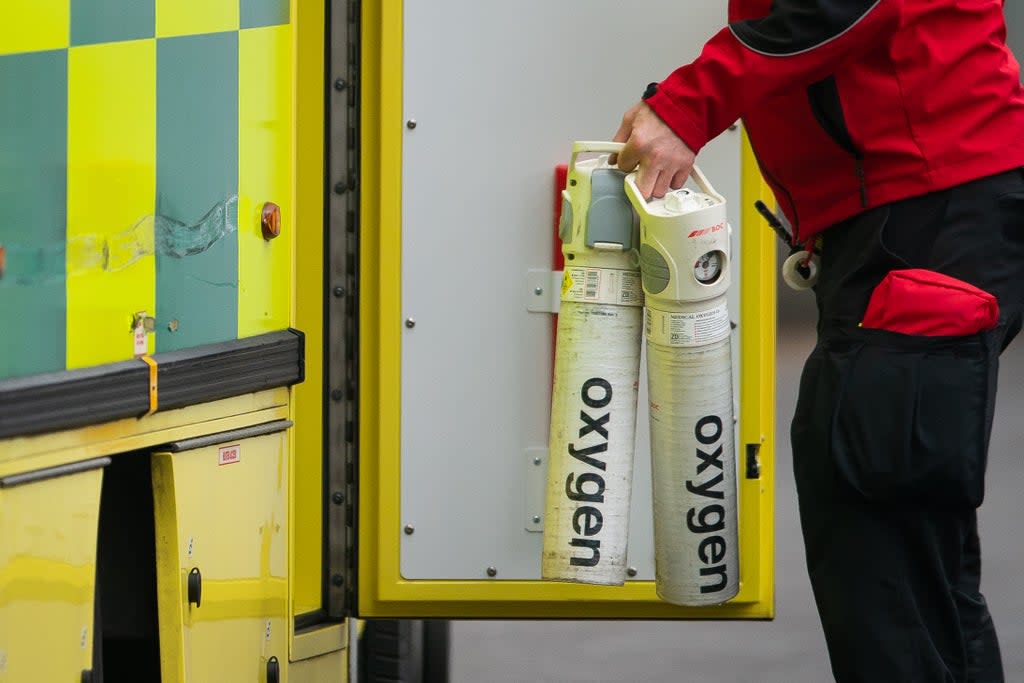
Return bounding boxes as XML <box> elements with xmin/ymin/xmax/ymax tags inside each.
<box><xmin>612</xmin><ymin>101</ymin><xmax>696</xmax><ymax>200</ymax></box>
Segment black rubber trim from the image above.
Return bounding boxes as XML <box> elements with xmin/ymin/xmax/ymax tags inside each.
<box><xmin>158</xmin><ymin>420</ymin><xmax>293</xmax><ymax>453</ymax></box>
<box><xmin>0</xmin><ymin>329</ymin><xmax>304</xmax><ymax>440</ymax></box>
<box><xmin>294</xmin><ymin>609</ymin><xmax>338</xmax><ymax>633</ymax></box>
<box><xmin>0</xmin><ymin>456</ymin><xmax>112</xmax><ymax>489</ymax></box>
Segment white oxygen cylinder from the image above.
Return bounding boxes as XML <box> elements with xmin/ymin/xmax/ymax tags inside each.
<box><xmin>625</xmin><ymin>168</ymin><xmax>739</xmax><ymax>605</ymax></box>
<box><xmin>542</xmin><ymin>142</ymin><xmax>644</xmax><ymax>585</ymax></box>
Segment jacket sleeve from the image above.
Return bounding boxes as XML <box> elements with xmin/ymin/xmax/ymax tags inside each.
<box><xmin>645</xmin><ymin>0</ymin><xmax>904</xmax><ymax>152</ymax></box>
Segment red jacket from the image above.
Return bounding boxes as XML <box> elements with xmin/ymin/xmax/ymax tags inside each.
<box><xmin>645</xmin><ymin>0</ymin><xmax>1024</xmax><ymax>242</ymax></box>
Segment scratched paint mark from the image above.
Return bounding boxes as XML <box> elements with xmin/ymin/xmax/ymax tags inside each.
<box><xmin>157</xmin><ymin>194</ymin><xmax>238</xmax><ymax>259</ymax></box>
<box><xmin>0</xmin><ymin>195</ymin><xmax>238</xmax><ymax>286</ymax></box>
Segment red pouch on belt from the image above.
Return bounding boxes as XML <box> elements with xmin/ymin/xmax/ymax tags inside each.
<box><xmin>861</xmin><ymin>269</ymin><xmax>999</xmax><ymax>336</ymax></box>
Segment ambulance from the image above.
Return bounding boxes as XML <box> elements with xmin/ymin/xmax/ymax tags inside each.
<box><xmin>0</xmin><ymin>1</ymin><xmax>776</xmax><ymax>680</ymax></box>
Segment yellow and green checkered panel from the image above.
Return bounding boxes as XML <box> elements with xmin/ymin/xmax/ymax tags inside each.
<box><xmin>0</xmin><ymin>0</ymin><xmax>293</xmax><ymax>380</ymax></box>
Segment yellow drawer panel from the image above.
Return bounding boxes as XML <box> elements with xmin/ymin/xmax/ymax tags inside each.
<box><xmin>152</xmin><ymin>426</ymin><xmax>289</xmax><ymax>682</ymax></box>
<box><xmin>0</xmin><ymin>465</ymin><xmax>104</xmax><ymax>682</ymax></box>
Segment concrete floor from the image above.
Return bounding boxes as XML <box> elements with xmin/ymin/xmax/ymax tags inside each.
<box><xmin>450</xmin><ymin>298</ymin><xmax>1024</xmax><ymax>683</ymax></box>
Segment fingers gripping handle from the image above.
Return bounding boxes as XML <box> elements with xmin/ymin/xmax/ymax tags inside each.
<box><xmin>623</xmin><ymin>165</ymin><xmax>721</xmax><ymax>206</ymax></box>
<box><xmin>569</xmin><ymin>141</ymin><xmax>718</xmax><ymax>201</ymax></box>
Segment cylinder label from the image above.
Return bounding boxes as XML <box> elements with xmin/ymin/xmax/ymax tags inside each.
<box><xmin>645</xmin><ymin>302</ymin><xmax>730</xmax><ymax>347</ymax></box>
<box><xmin>543</xmin><ymin>302</ymin><xmax>643</xmax><ymax>585</ymax></box>
<box><xmin>562</xmin><ymin>267</ymin><xmax>643</xmax><ymax>307</ymax></box>
<box><xmin>646</xmin><ymin>339</ymin><xmax>739</xmax><ymax>605</ymax></box>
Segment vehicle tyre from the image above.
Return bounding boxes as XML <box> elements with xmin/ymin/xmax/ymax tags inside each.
<box><xmin>359</xmin><ymin>619</ymin><xmax>450</xmax><ymax>683</ymax></box>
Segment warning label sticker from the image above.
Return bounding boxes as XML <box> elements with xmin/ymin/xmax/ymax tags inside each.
<box><xmin>218</xmin><ymin>444</ymin><xmax>241</xmax><ymax>466</ymax></box>
<box><xmin>645</xmin><ymin>303</ymin><xmax>731</xmax><ymax>347</ymax></box>
<box><xmin>561</xmin><ymin>267</ymin><xmax>643</xmax><ymax>307</ymax></box>
<box><xmin>133</xmin><ymin>312</ymin><xmax>148</xmax><ymax>357</ymax></box>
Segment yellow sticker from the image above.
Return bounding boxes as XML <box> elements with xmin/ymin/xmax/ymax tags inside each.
<box><xmin>561</xmin><ymin>271</ymin><xmax>574</xmax><ymax>296</ymax></box>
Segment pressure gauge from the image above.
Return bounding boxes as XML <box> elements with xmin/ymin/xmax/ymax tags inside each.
<box><xmin>694</xmin><ymin>251</ymin><xmax>723</xmax><ymax>283</ymax></box>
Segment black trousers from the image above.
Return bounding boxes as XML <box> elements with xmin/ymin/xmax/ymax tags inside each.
<box><xmin>791</xmin><ymin>168</ymin><xmax>1024</xmax><ymax>682</ymax></box>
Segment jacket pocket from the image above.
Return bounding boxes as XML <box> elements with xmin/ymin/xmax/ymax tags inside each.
<box><xmin>827</xmin><ymin>328</ymin><xmax>996</xmax><ymax>507</ymax></box>
<box><xmin>862</xmin><ymin>268</ymin><xmax>1000</xmax><ymax>336</ymax></box>
<box><xmin>807</xmin><ymin>76</ymin><xmax>868</xmax><ymax>207</ymax></box>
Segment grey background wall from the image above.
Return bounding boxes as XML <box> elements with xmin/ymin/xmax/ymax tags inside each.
<box><xmin>1008</xmin><ymin>3</ymin><xmax>1024</xmax><ymax>57</ymax></box>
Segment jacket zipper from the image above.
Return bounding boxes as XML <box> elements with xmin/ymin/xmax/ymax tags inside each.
<box><xmin>806</xmin><ymin>76</ymin><xmax>869</xmax><ymax>211</ymax></box>
<box><xmin>854</xmin><ymin>156</ymin><xmax>868</xmax><ymax>208</ymax></box>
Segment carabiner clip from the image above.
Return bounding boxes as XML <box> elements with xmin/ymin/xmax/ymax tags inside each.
<box><xmin>754</xmin><ymin>200</ymin><xmax>819</xmax><ymax>290</ymax></box>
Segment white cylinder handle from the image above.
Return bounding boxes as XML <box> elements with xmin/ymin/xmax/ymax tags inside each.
<box><xmin>569</xmin><ymin>141</ymin><xmax>625</xmax><ymax>174</ymax></box>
